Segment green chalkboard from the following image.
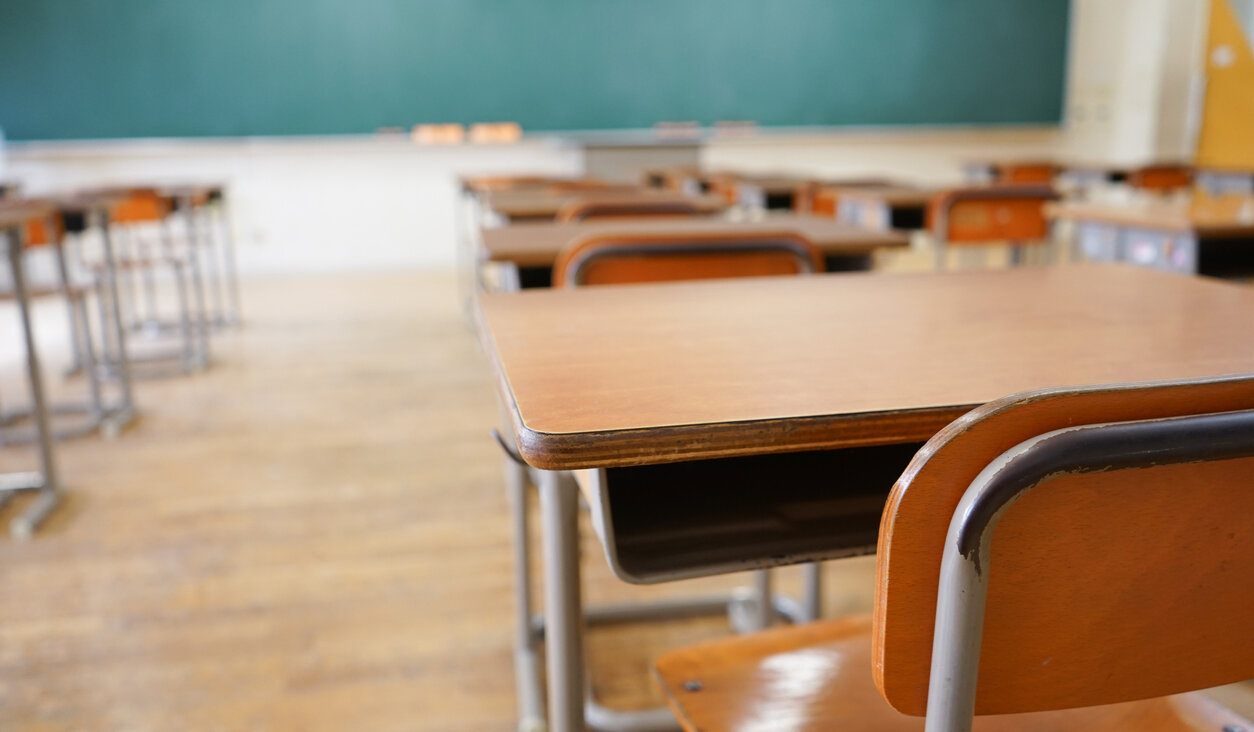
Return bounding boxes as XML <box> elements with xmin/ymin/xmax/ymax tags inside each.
<box><xmin>0</xmin><ymin>0</ymin><xmax>1069</xmax><ymax>141</ymax></box>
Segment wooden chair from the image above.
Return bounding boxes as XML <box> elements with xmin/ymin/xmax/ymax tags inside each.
<box><xmin>655</xmin><ymin>373</ymin><xmax>1254</xmax><ymax>731</ymax></box>
<box><xmin>553</xmin><ymin>230</ymin><xmax>823</xmax><ymax>287</ymax></box>
<box><xmin>996</xmin><ymin>162</ymin><xmax>1059</xmax><ymax>184</ymax></box>
<box><xmin>928</xmin><ymin>184</ymin><xmax>1058</xmax><ymax>270</ymax></box>
<box><xmin>1127</xmin><ymin>164</ymin><xmax>1194</xmax><ymax>193</ymax></box>
<box><xmin>555</xmin><ymin>196</ymin><xmax>707</xmax><ymax>223</ymax></box>
<box><xmin>1</xmin><ymin>207</ymin><xmax>134</xmax><ymax>440</ymax></box>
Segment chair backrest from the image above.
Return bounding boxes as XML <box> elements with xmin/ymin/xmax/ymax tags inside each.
<box><xmin>873</xmin><ymin>373</ymin><xmax>1254</xmax><ymax>719</ymax></box>
<box><xmin>552</xmin><ymin>230</ymin><xmax>824</xmax><ymax>288</ymax></box>
<box><xmin>928</xmin><ymin>184</ymin><xmax>1057</xmax><ymax>246</ymax></box>
<box><xmin>543</xmin><ymin>179</ymin><xmax>637</xmax><ymax>195</ymax></box>
<box><xmin>23</xmin><ymin>211</ymin><xmax>63</xmax><ymax>248</ymax></box>
<box><xmin>996</xmin><ymin>162</ymin><xmax>1058</xmax><ymax>184</ymax></box>
<box><xmin>111</xmin><ymin>189</ymin><xmax>172</xmax><ymax>224</ymax></box>
<box><xmin>555</xmin><ymin>196</ymin><xmax>706</xmax><ymax>223</ymax></box>
<box><xmin>1127</xmin><ymin>164</ymin><xmax>1194</xmax><ymax>192</ymax></box>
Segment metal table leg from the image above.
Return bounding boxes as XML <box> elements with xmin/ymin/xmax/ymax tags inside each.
<box><xmin>216</xmin><ymin>195</ymin><xmax>243</xmax><ymax>326</ymax></box>
<box><xmin>538</xmin><ymin>469</ymin><xmax>585</xmax><ymax>732</ymax></box>
<box><xmin>95</xmin><ymin>211</ymin><xmax>136</xmax><ymax>410</ymax></box>
<box><xmin>2</xmin><ymin>227</ymin><xmax>63</xmax><ymax>539</ymax></box>
<box><xmin>508</xmin><ymin>455</ymin><xmax>547</xmax><ymax>732</ymax></box>
<box><xmin>182</xmin><ymin>196</ymin><xmax>212</xmax><ymax>368</ymax></box>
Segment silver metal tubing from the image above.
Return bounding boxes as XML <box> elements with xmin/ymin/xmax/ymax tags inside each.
<box><xmin>507</xmin><ymin>455</ymin><xmax>547</xmax><ymax>731</ymax></box>
<box><xmin>800</xmin><ymin>562</ymin><xmax>823</xmax><ymax>622</ymax></box>
<box><xmin>584</xmin><ymin>701</ymin><xmax>678</xmax><ymax>732</ymax></box>
<box><xmin>139</xmin><ymin>228</ymin><xmax>161</xmax><ymax>331</ymax></box>
<box><xmin>751</xmin><ymin>569</ymin><xmax>773</xmax><ymax>630</ymax></box>
<box><xmin>530</xmin><ymin>592</ymin><xmax>806</xmax><ymax>640</ymax></box>
<box><xmin>119</xmin><ymin>225</ymin><xmax>141</xmax><ymax>329</ymax></box>
<box><xmin>4</xmin><ymin>227</ymin><xmax>63</xmax><ymax>539</ymax></box>
<box><xmin>195</xmin><ymin>202</ymin><xmax>225</xmax><ymax>326</ymax></box>
<box><xmin>216</xmin><ymin>196</ymin><xmax>242</xmax><ymax>325</ymax></box>
<box><xmin>96</xmin><ymin>211</ymin><xmax>136</xmax><ymax>407</ymax></box>
<box><xmin>182</xmin><ymin>203</ymin><xmax>212</xmax><ymax>368</ymax></box>
<box><xmin>53</xmin><ymin>229</ymin><xmax>104</xmax><ymax>422</ymax></box>
<box><xmin>925</xmin><ymin>409</ymin><xmax>1254</xmax><ymax>732</ymax></box>
<box><xmin>538</xmin><ymin>469</ymin><xmax>586</xmax><ymax>732</ymax></box>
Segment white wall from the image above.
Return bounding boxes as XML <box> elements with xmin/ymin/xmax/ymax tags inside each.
<box><xmin>702</xmin><ymin>127</ymin><xmax>1066</xmax><ymax>185</ymax></box>
<box><xmin>1063</xmin><ymin>0</ymin><xmax>1209</xmax><ymax>162</ymax></box>
<box><xmin>5</xmin><ymin>137</ymin><xmax>582</xmax><ymax>274</ymax></box>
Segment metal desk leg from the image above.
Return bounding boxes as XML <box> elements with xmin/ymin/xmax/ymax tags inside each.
<box><xmin>96</xmin><ymin>211</ymin><xmax>136</xmax><ymax>411</ymax></box>
<box><xmin>53</xmin><ymin>232</ymin><xmax>103</xmax><ymax>422</ymax></box>
<box><xmin>194</xmin><ymin>203</ymin><xmax>225</xmax><ymax>327</ymax></box>
<box><xmin>182</xmin><ymin>198</ymin><xmax>212</xmax><ymax>368</ymax></box>
<box><xmin>538</xmin><ymin>469</ymin><xmax>585</xmax><ymax>732</ymax></box>
<box><xmin>217</xmin><ymin>197</ymin><xmax>242</xmax><ymax>325</ymax></box>
<box><xmin>801</xmin><ymin>562</ymin><xmax>823</xmax><ymax>622</ymax></box>
<box><xmin>4</xmin><ymin>229</ymin><xmax>62</xmax><ymax>539</ymax></box>
<box><xmin>508</xmin><ymin>455</ymin><xmax>547</xmax><ymax>732</ymax></box>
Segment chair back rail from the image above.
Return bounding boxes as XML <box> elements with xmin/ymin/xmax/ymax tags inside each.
<box><xmin>874</xmin><ymin>373</ymin><xmax>1254</xmax><ymax>717</ymax></box>
<box><xmin>553</xmin><ymin>230</ymin><xmax>823</xmax><ymax>288</ymax></box>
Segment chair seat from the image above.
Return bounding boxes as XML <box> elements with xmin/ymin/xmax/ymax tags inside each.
<box><xmin>654</xmin><ymin>614</ymin><xmax>1253</xmax><ymax>731</ymax></box>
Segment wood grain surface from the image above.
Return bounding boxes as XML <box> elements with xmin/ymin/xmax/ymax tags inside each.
<box><xmin>552</xmin><ymin>230</ymin><xmax>823</xmax><ymax>287</ymax></box>
<box><xmin>477</xmin><ymin>264</ymin><xmax>1254</xmax><ymax>470</ymax></box>
<box><xmin>480</xmin><ymin>214</ymin><xmax>909</xmax><ymax>267</ymax></box>
<box><xmin>483</xmin><ymin>189</ymin><xmax>726</xmax><ymax>220</ymax></box>
<box><xmin>655</xmin><ymin>614</ymin><xmax>1253</xmax><ymax>731</ymax></box>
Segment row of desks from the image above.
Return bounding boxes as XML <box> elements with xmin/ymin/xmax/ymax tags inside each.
<box><xmin>480</xmin><ymin>214</ymin><xmax>908</xmax><ymax>276</ymax></box>
<box><xmin>470</xmin><ymin>172</ymin><xmax>1254</xmax><ymax>731</ymax></box>
<box><xmin>479</xmin><ymin>262</ymin><xmax>1254</xmax><ymax>731</ymax></box>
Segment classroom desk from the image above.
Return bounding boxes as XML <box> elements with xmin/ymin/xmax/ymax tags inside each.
<box><xmin>0</xmin><ymin>201</ymin><xmax>64</xmax><ymax>537</ymax></box>
<box><xmin>814</xmin><ymin>183</ymin><xmax>934</xmax><ymax>230</ymax></box>
<box><xmin>482</xmin><ymin>188</ymin><xmax>724</xmax><ymax>222</ymax></box>
<box><xmin>1047</xmin><ymin>197</ymin><xmax>1254</xmax><ymax>277</ymax></box>
<box><xmin>479</xmin><ymin>214</ymin><xmax>910</xmax><ymax>289</ymax></box>
<box><xmin>3</xmin><ymin>195</ymin><xmax>138</xmax><ymax>439</ymax></box>
<box><xmin>478</xmin><ymin>264</ymin><xmax>1254</xmax><ymax>731</ymax></box>
<box><xmin>721</xmin><ymin>175</ymin><xmax>818</xmax><ymax>211</ymax></box>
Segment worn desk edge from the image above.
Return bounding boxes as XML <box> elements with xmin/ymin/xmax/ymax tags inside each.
<box><xmin>476</xmin><ymin>301</ymin><xmax>968</xmax><ymax>471</ymax></box>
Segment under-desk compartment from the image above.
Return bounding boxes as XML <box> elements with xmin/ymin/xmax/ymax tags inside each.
<box><xmin>587</xmin><ymin>442</ymin><xmax>923</xmax><ymax>584</ymax></box>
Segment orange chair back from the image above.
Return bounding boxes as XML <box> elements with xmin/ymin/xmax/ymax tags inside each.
<box><xmin>555</xmin><ymin>197</ymin><xmax>705</xmax><ymax>223</ymax></box>
<box><xmin>544</xmin><ymin>179</ymin><xmax>637</xmax><ymax>195</ymax></box>
<box><xmin>553</xmin><ymin>230</ymin><xmax>823</xmax><ymax>288</ymax></box>
<box><xmin>23</xmin><ymin>212</ymin><xmax>64</xmax><ymax>248</ymax></box>
<box><xmin>111</xmin><ymin>190</ymin><xmax>171</xmax><ymax>224</ymax></box>
<box><xmin>997</xmin><ymin>163</ymin><xmax>1058</xmax><ymax>184</ymax></box>
<box><xmin>873</xmin><ymin>374</ymin><xmax>1254</xmax><ymax>716</ymax></box>
<box><xmin>811</xmin><ymin>189</ymin><xmax>839</xmax><ymax>218</ymax></box>
<box><xmin>1127</xmin><ymin>164</ymin><xmax>1194</xmax><ymax>192</ymax></box>
<box><xmin>928</xmin><ymin>185</ymin><xmax>1056</xmax><ymax>245</ymax></box>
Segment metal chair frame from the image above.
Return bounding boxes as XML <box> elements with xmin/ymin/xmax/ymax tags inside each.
<box><xmin>931</xmin><ymin>185</ymin><xmax>1058</xmax><ymax>271</ymax></box>
<box><xmin>925</xmin><ymin>408</ymin><xmax>1254</xmax><ymax>732</ymax></box>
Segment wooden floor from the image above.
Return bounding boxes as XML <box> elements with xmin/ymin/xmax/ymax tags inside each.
<box><xmin>0</xmin><ymin>272</ymin><xmax>878</xmax><ymax>730</ymax></box>
<box><xmin>0</xmin><ymin>270</ymin><xmax>1250</xmax><ymax>730</ymax></box>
